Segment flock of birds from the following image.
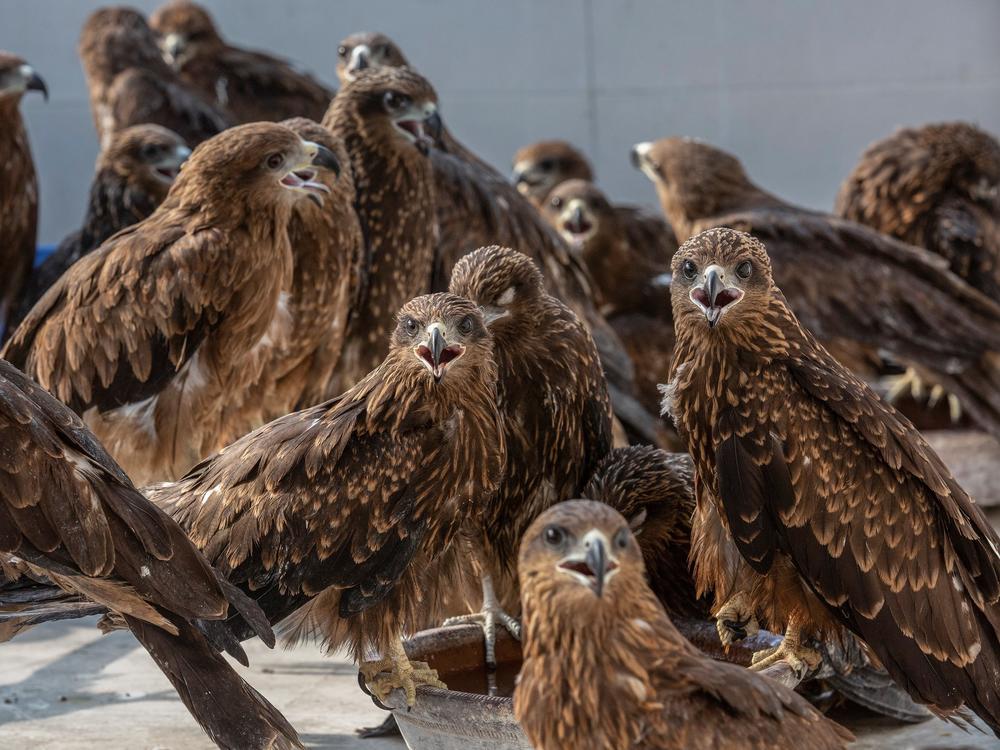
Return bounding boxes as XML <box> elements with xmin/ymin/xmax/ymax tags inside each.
<box><xmin>0</xmin><ymin>4</ymin><xmax>999</xmax><ymax>749</ymax></box>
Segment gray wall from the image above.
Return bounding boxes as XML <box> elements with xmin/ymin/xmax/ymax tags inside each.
<box><xmin>3</xmin><ymin>0</ymin><xmax>999</xmax><ymax>245</ymax></box>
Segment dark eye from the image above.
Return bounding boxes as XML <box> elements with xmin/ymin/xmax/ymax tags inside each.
<box><xmin>736</xmin><ymin>260</ymin><xmax>752</xmax><ymax>279</ymax></box>
<box><xmin>140</xmin><ymin>144</ymin><xmax>159</xmax><ymax>161</ymax></box>
<box><xmin>614</xmin><ymin>528</ymin><xmax>630</xmax><ymax>550</ymax></box>
<box><xmin>383</xmin><ymin>91</ymin><xmax>410</xmax><ymax>110</ymax></box>
<box><xmin>403</xmin><ymin>317</ymin><xmax>419</xmax><ymax>335</ymax></box>
<box><xmin>543</xmin><ymin>525</ymin><xmax>566</xmax><ymax>548</ymax></box>
<box><xmin>458</xmin><ymin>316</ymin><xmax>474</xmax><ymax>335</ymax></box>
<box><xmin>682</xmin><ymin>259</ymin><xmax>697</xmax><ymax>280</ymax></box>
<box><xmin>538</xmin><ymin>159</ymin><xmax>554</xmax><ymax>172</ymax></box>
<box><xmin>337</xmin><ymin>45</ymin><xmax>348</xmax><ymax>57</ymax></box>
<box><xmin>266</xmin><ymin>153</ymin><xmax>284</xmax><ymax>170</ymax></box>
<box><xmin>378</xmin><ymin>44</ymin><xmax>391</xmax><ymax>57</ymax></box>
<box><xmin>549</xmin><ymin>196</ymin><xmax>563</xmax><ymax>209</ymax></box>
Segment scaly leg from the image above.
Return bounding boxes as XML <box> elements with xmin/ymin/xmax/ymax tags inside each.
<box><xmin>359</xmin><ymin>638</ymin><xmax>446</xmax><ymax>707</ymax></box>
<box><xmin>443</xmin><ymin>574</ymin><xmax>521</xmax><ymax>669</ymax></box>
<box><xmin>713</xmin><ymin>591</ymin><xmax>759</xmax><ymax>646</ymax></box>
<box><xmin>749</xmin><ymin>619</ymin><xmax>821</xmax><ymax>686</ymax></box>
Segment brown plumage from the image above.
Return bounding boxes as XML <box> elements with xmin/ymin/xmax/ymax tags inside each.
<box><xmin>150</xmin><ymin>293</ymin><xmax>504</xmax><ymax>702</ymax></box>
<box><xmin>79</xmin><ymin>6</ymin><xmax>228</xmax><ymax>150</ymax></box>
<box><xmin>322</xmin><ymin>68</ymin><xmax>441</xmax><ymax>390</ymax></box>
<box><xmin>150</xmin><ymin>1</ymin><xmax>334</xmax><ymax>124</ymax></box>
<box><xmin>514</xmin><ymin>500</ymin><xmax>853</xmax><ymax>750</ymax></box>
<box><xmin>513</xmin><ymin>138</ymin><xmax>678</xmax><ymax>264</ymax></box>
<box><xmin>0</xmin><ymin>52</ymin><xmax>45</xmax><ymax>341</ymax></box>
<box><xmin>665</xmin><ymin>227</ymin><xmax>1000</xmax><ymax>733</ymax></box>
<box><xmin>836</xmin><ymin>121</ymin><xmax>1000</xmax><ymax>298</ymax></box>
<box><xmin>2</xmin><ymin>123</ymin><xmax>341</xmax><ymax>485</ymax></box>
<box><xmin>14</xmin><ymin>125</ymin><xmax>191</xmax><ymax>329</ymax></box>
<box><xmin>335</xmin><ymin>32</ymin><xmax>411</xmax><ymax>85</ymax></box>
<box><xmin>0</xmin><ymin>359</ymin><xmax>300</xmax><ymax>750</ymax></box>
<box><xmin>633</xmin><ymin>136</ymin><xmax>1000</xmax><ymax>439</ymax></box>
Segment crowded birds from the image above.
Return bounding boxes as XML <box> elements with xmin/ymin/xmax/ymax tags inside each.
<box><xmin>0</xmin><ymin>52</ymin><xmax>46</xmax><ymax>341</ymax></box>
<box><xmin>78</xmin><ymin>6</ymin><xmax>228</xmax><ymax>150</ymax></box>
<box><xmin>150</xmin><ymin>293</ymin><xmax>505</xmax><ymax>705</ymax></box>
<box><xmin>444</xmin><ymin>246</ymin><xmax>613</xmax><ymax>665</ymax></box>
<box><xmin>335</xmin><ymin>32</ymin><xmax>410</xmax><ymax>84</ymax></box>
<box><xmin>2</xmin><ymin>122</ymin><xmax>340</xmax><ymax>486</ymax></box>
<box><xmin>14</xmin><ymin>125</ymin><xmax>191</xmax><ymax>328</ymax></box>
<box><xmin>322</xmin><ymin>67</ymin><xmax>441</xmax><ymax>390</ymax></box>
<box><xmin>633</xmin><ymin>136</ymin><xmax>1000</xmax><ymax>439</ymax></box>
<box><xmin>150</xmin><ymin>1</ymin><xmax>335</xmax><ymax>124</ymax></box>
<box><xmin>0</xmin><ymin>359</ymin><xmax>300</xmax><ymax>750</ymax></box>
<box><xmin>665</xmin><ymin>227</ymin><xmax>1000</xmax><ymax>732</ymax></box>
<box><xmin>513</xmin><ymin>138</ymin><xmax>678</xmax><ymax>264</ymax></box>
<box><xmin>514</xmin><ymin>500</ymin><xmax>853</xmax><ymax>750</ymax></box>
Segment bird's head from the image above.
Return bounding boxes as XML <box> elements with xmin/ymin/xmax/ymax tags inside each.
<box><xmin>103</xmin><ymin>124</ymin><xmax>191</xmax><ymax>196</ymax></box>
<box><xmin>934</xmin><ymin>123</ymin><xmax>1000</xmax><ymax>207</ymax></box>
<box><xmin>79</xmin><ymin>9</ymin><xmax>166</xmax><ymax>80</ymax></box>
<box><xmin>0</xmin><ymin>52</ymin><xmax>47</xmax><ymax>106</ymax></box>
<box><xmin>670</xmin><ymin>228</ymin><xmax>773</xmax><ymax>331</ymax></box>
<box><xmin>335</xmin><ymin>32</ymin><xmax>410</xmax><ymax>85</ymax></box>
<box><xmin>631</xmin><ymin>137</ymin><xmax>754</xmax><ymax>241</ymax></box>
<box><xmin>520</xmin><ymin>500</ymin><xmax>644</xmax><ymax>607</ymax></box>
<box><xmin>392</xmin><ymin>293</ymin><xmax>492</xmax><ymax>386</ymax></box>
<box><xmin>280</xmin><ymin>117</ymin><xmax>353</xmax><ymax>210</ymax></box>
<box><xmin>541</xmin><ymin>179</ymin><xmax>616</xmax><ymax>253</ymax></box>
<box><xmin>150</xmin><ymin>1</ymin><xmax>222</xmax><ymax>67</ymax></box>
<box><xmin>511</xmin><ymin>140</ymin><xmax>593</xmax><ymax>207</ymax></box>
<box><xmin>449</xmin><ymin>246</ymin><xmax>546</xmax><ymax>341</ymax></box>
<box><xmin>171</xmin><ymin>122</ymin><xmax>340</xmax><ymax>209</ymax></box>
<box><xmin>327</xmin><ymin>68</ymin><xmax>441</xmax><ymax>156</ymax></box>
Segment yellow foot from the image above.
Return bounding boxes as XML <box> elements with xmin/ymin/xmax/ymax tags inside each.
<box><xmin>749</xmin><ymin>639</ymin><xmax>821</xmax><ymax>682</ymax></box>
<box><xmin>360</xmin><ymin>640</ymin><xmax>446</xmax><ymax>707</ymax></box>
<box><xmin>713</xmin><ymin>592</ymin><xmax>759</xmax><ymax>647</ymax></box>
<box><xmin>886</xmin><ymin>368</ymin><xmax>963</xmax><ymax>423</ymax></box>
<box><xmin>443</xmin><ymin>575</ymin><xmax>520</xmax><ymax>669</ymax></box>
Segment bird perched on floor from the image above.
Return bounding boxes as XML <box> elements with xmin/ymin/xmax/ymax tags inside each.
<box><xmin>150</xmin><ymin>1</ymin><xmax>335</xmax><ymax>124</ymax></box>
<box><xmin>444</xmin><ymin>246</ymin><xmax>612</xmax><ymax>664</ymax></box>
<box><xmin>0</xmin><ymin>359</ymin><xmax>300</xmax><ymax>750</ymax></box>
<box><xmin>514</xmin><ymin>500</ymin><xmax>853</xmax><ymax>750</ymax></box>
<box><xmin>335</xmin><ymin>32</ymin><xmax>410</xmax><ymax>85</ymax></box>
<box><xmin>0</xmin><ymin>52</ymin><xmax>46</xmax><ymax>341</ymax></box>
<box><xmin>513</xmin><ymin>138</ymin><xmax>678</xmax><ymax>265</ymax></box>
<box><xmin>542</xmin><ymin>179</ymin><xmax>676</xmax><ymax>425</ymax></box>
<box><xmin>632</xmin><ymin>136</ymin><xmax>1000</xmax><ymax>440</ymax></box>
<box><xmin>836</xmin><ymin>122</ymin><xmax>1000</xmax><ymax>298</ymax></box>
<box><xmin>14</xmin><ymin>125</ymin><xmax>191</xmax><ymax>329</ymax></box>
<box><xmin>150</xmin><ymin>293</ymin><xmax>505</xmax><ymax>705</ymax></box>
<box><xmin>79</xmin><ymin>6</ymin><xmax>228</xmax><ymax>150</ymax></box>
<box><xmin>665</xmin><ymin>227</ymin><xmax>1000</xmax><ymax>733</ymax></box>
<box><xmin>322</xmin><ymin>68</ymin><xmax>441</xmax><ymax>390</ymax></box>
<box><xmin>2</xmin><ymin>123</ymin><xmax>340</xmax><ymax>486</ymax></box>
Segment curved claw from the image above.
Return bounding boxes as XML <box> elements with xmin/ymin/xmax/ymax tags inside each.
<box><xmin>357</xmin><ymin>669</ymin><xmax>392</xmax><ymax>711</ymax></box>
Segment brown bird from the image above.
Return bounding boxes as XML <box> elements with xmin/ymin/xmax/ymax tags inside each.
<box><xmin>150</xmin><ymin>1</ymin><xmax>335</xmax><ymax>124</ymax></box>
<box><xmin>541</xmin><ymin>179</ymin><xmax>676</xmax><ymax>425</ymax></box>
<box><xmin>633</xmin><ymin>136</ymin><xmax>1000</xmax><ymax>440</ymax></box>
<box><xmin>2</xmin><ymin>122</ymin><xmax>340</xmax><ymax>486</ymax></box>
<box><xmin>150</xmin><ymin>293</ymin><xmax>505</xmax><ymax>705</ymax></box>
<box><xmin>514</xmin><ymin>500</ymin><xmax>853</xmax><ymax>750</ymax></box>
<box><xmin>444</xmin><ymin>246</ymin><xmax>612</xmax><ymax>664</ymax></box>
<box><xmin>0</xmin><ymin>359</ymin><xmax>300</xmax><ymax>750</ymax></box>
<box><xmin>335</xmin><ymin>32</ymin><xmax>410</xmax><ymax>85</ymax></box>
<box><xmin>79</xmin><ymin>6</ymin><xmax>228</xmax><ymax>150</ymax></box>
<box><xmin>0</xmin><ymin>52</ymin><xmax>46</xmax><ymax>341</ymax></box>
<box><xmin>14</xmin><ymin>125</ymin><xmax>191</xmax><ymax>329</ymax></box>
<box><xmin>322</xmin><ymin>68</ymin><xmax>441</xmax><ymax>391</ymax></box>
<box><xmin>665</xmin><ymin>227</ymin><xmax>1000</xmax><ymax>732</ymax></box>
<box><xmin>513</xmin><ymin>138</ymin><xmax>678</xmax><ymax>264</ymax></box>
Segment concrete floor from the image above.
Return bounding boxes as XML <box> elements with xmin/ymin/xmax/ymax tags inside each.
<box><xmin>2</xmin><ymin>619</ymin><xmax>999</xmax><ymax>749</ymax></box>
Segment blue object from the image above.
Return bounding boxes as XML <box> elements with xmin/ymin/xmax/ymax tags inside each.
<box><xmin>34</xmin><ymin>244</ymin><xmax>56</xmax><ymax>267</ymax></box>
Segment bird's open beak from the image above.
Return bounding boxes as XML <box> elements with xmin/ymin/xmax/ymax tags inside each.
<box><xmin>560</xmin><ymin>200</ymin><xmax>595</xmax><ymax>245</ymax></box>
<box><xmin>281</xmin><ymin>142</ymin><xmax>340</xmax><ymax>206</ymax></box>
<box><xmin>558</xmin><ymin>530</ymin><xmax>618</xmax><ymax>597</ymax></box>
<box><xmin>393</xmin><ymin>104</ymin><xmax>442</xmax><ymax>155</ymax></box>
<box><xmin>151</xmin><ymin>144</ymin><xmax>192</xmax><ymax>183</ymax></box>
<box><xmin>416</xmin><ymin>324</ymin><xmax>465</xmax><ymax>382</ymax></box>
<box><xmin>162</xmin><ymin>33</ymin><xmax>186</xmax><ymax>65</ymax></box>
<box><xmin>690</xmin><ymin>265</ymin><xmax>743</xmax><ymax>328</ymax></box>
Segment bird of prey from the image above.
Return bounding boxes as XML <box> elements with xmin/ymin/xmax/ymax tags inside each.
<box><xmin>444</xmin><ymin>246</ymin><xmax>612</xmax><ymax>664</ymax></box>
<box><xmin>665</xmin><ymin>227</ymin><xmax>1000</xmax><ymax>732</ymax></box>
<box><xmin>150</xmin><ymin>293</ymin><xmax>505</xmax><ymax>705</ymax></box>
<box><xmin>541</xmin><ymin>179</ymin><xmax>676</xmax><ymax>427</ymax></box>
<box><xmin>150</xmin><ymin>1</ymin><xmax>335</xmax><ymax>124</ymax></box>
<box><xmin>3</xmin><ymin>122</ymin><xmax>340</xmax><ymax>486</ymax></box>
<box><xmin>0</xmin><ymin>52</ymin><xmax>46</xmax><ymax>341</ymax></box>
<box><xmin>335</xmin><ymin>32</ymin><xmax>410</xmax><ymax>85</ymax></box>
<box><xmin>0</xmin><ymin>359</ymin><xmax>300</xmax><ymax>750</ymax></box>
<box><xmin>512</xmin><ymin>138</ymin><xmax>678</xmax><ymax>265</ymax></box>
<box><xmin>632</xmin><ymin>136</ymin><xmax>1000</xmax><ymax>440</ymax></box>
<box><xmin>79</xmin><ymin>6</ymin><xmax>228</xmax><ymax>150</ymax></box>
<box><xmin>14</xmin><ymin>125</ymin><xmax>191</xmax><ymax>328</ymax></box>
<box><xmin>322</xmin><ymin>68</ymin><xmax>442</xmax><ymax>390</ymax></box>
<box><xmin>514</xmin><ymin>500</ymin><xmax>853</xmax><ymax>750</ymax></box>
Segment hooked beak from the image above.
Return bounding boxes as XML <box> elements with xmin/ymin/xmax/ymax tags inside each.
<box><xmin>631</xmin><ymin>141</ymin><xmax>659</xmax><ymax>183</ymax></box>
<box><xmin>151</xmin><ymin>143</ymin><xmax>192</xmax><ymax>183</ymax></box>
<box><xmin>690</xmin><ymin>265</ymin><xmax>743</xmax><ymax>328</ymax></box>
<box><xmin>346</xmin><ymin>44</ymin><xmax>371</xmax><ymax>80</ymax></box>
<box><xmin>558</xmin><ymin>530</ymin><xmax>617</xmax><ymax>598</ymax></box>
<box><xmin>24</xmin><ymin>68</ymin><xmax>47</xmax><ymax>101</ymax></box>
<box><xmin>280</xmin><ymin>142</ymin><xmax>340</xmax><ymax>206</ymax></box>
<box><xmin>511</xmin><ymin>162</ymin><xmax>540</xmax><ymax>193</ymax></box>
<box><xmin>162</xmin><ymin>33</ymin><xmax>186</xmax><ymax>65</ymax></box>
<box><xmin>416</xmin><ymin>325</ymin><xmax>465</xmax><ymax>382</ymax></box>
<box><xmin>393</xmin><ymin>105</ymin><xmax>441</xmax><ymax>155</ymax></box>
<box><xmin>560</xmin><ymin>200</ymin><xmax>594</xmax><ymax>244</ymax></box>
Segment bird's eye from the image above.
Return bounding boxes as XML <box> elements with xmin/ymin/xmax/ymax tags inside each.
<box><xmin>614</xmin><ymin>528</ymin><xmax>630</xmax><ymax>550</ymax></box>
<box><xmin>338</xmin><ymin>45</ymin><xmax>348</xmax><ymax>57</ymax></box>
<box><xmin>538</xmin><ymin>159</ymin><xmax>554</xmax><ymax>172</ymax></box>
<box><xmin>378</xmin><ymin>44</ymin><xmax>391</xmax><ymax>57</ymax></box>
<box><xmin>682</xmin><ymin>260</ymin><xmax>697</xmax><ymax>280</ymax></box>
<box><xmin>550</xmin><ymin>196</ymin><xmax>563</xmax><ymax>209</ymax></box>
<box><xmin>736</xmin><ymin>260</ymin><xmax>752</xmax><ymax>279</ymax></box>
<box><xmin>140</xmin><ymin>144</ymin><xmax>159</xmax><ymax>161</ymax></box>
<box><xmin>266</xmin><ymin>153</ymin><xmax>284</xmax><ymax>170</ymax></box>
<box><xmin>383</xmin><ymin>91</ymin><xmax>410</xmax><ymax>110</ymax></box>
<box><xmin>543</xmin><ymin>525</ymin><xmax>566</xmax><ymax>548</ymax></box>
<box><xmin>403</xmin><ymin>317</ymin><xmax>419</xmax><ymax>335</ymax></box>
<box><xmin>458</xmin><ymin>316</ymin><xmax>474</xmax><ymax>335</ymax></box>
